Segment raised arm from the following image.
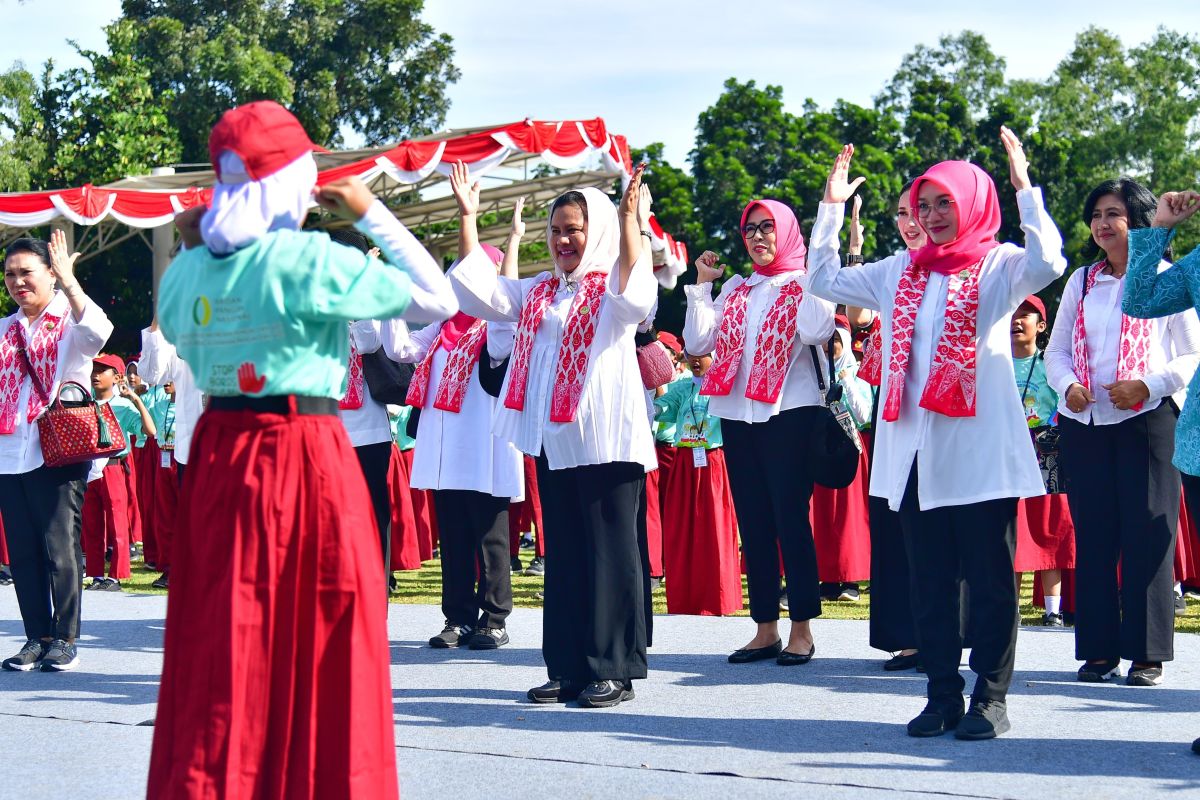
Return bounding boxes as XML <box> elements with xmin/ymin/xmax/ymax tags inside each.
<box><xmin>843</xmin><ymin>195</ymin><xmax>875</xmax><ymax>327</ymax></box>
<box><xmin>617</xmin><ymin>164</ymin><xmax>649</xmax><ymax>294</ymax></box>
<box><xmin>501</xmin><ymin>195</ymin><xmax>525</xmax><ymax>280</ymax></box>
<box><xmin>682</xmin><ymin>251</ymin><xmax>728</xmax><ymax>355</ymax></box>
<box><xmin>998</xmin><ymin>126</ymin><xmax>1068</xmax><ymax>302</ymax></box>
<box><xmin>1123</xmin><ymin>192</ymin><xmax>1200</xmax><ymax>319</ymax></box>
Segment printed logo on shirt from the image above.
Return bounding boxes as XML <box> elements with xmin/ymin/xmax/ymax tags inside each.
<box><xmin>192</xmin><ymin>296</ymin><xmax>212</xmax><ymax>327</ymax></box>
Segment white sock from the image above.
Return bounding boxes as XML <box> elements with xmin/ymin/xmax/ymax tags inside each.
<box><xmin>1045</xmin><ymin>595</ymin><xmax>1061</xmax><ymax>615</ymax></box>
<box><xmin>1174</xmin><ymin>581</ymin><xmax>1183</xmax><ymax>597</ymax></box>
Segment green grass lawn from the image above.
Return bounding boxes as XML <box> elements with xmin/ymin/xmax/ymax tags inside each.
<box><xmin>120</xmin><ymin>547</ymin><xmax>1200</xmax><ymax>634</ymax></box>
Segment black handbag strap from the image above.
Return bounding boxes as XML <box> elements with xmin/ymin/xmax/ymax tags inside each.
<box><xmin>808</xmin><ymin>338</ymin><xmax>842</xmax><ymax>405</ymax></box>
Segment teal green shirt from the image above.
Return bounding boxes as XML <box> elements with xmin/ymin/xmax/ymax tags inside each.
<box><xmin>1012</xmin><ymin>354</ymin><xmax>1058</xmax><ymax>428</ymax></box>
<box><xmin>390</xmin><ymin>406</ymin><xmax>416</xmax><ymax>451</ymax></box>
<box><xmin>150</xmin><ymin>390</ymin><xmax>176</xmax><ymax>449</ymax></box>
<box><xmin>130</xmin><ymin>387</ymin><xmax>162</xmax><ymax>448</ymax></box>
<box><xmin>654</xmin><ymin>378</ymin><xmax>723</xmax><ymax>449</ymax></box>
<box><xmin>158</xmin><ymin>229</ymin><xmax>413</xmax><ymax>398</ymax></box>
<box><xmin>653</xmin><ymin>374</ymin><xmax>690</xmax><ymax>443</ymax></box>
<box><xmin>97</xmin><ymin>395</ymin><xmax>143</xmax><ymax>458</ymax></box>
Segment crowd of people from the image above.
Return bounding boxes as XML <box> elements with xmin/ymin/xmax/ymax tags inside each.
<box><xmin>2</xmin><ymin>100</ymin><xmax>1200</xmax><ymax>797</ymax></box>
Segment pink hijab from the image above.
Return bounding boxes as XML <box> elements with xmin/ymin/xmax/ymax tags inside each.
<box><xmin>740</xmin><ymin>199</ymin><xmax>807</xmax><ymax>277</ymax></box>
<box><xmin>909</xmin><ymin>161</ymin><xmax>1001</xmax><ymax>276</ymax></box>
<box><xmin>440</xmin><ymin>243</ymin><xmax>504</xmax><ymax>350</ymax></box>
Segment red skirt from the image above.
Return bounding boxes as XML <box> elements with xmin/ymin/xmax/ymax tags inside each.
<box><xmin>1015</xmin><ymin>494</ymin><xmax>1076</xmax><ymax>572</ymax></box>
<box><xmin>810</xmin><ymin>440</ymin><xmax>871</xmax><ymax>583</ymax></box>
<box><xmin>644</xmin><ymin>468</ymin><xmax>665</xmax><ymax>579</ymax></box>
<box><xmin>387</xmin><ymin>444</ymin><xmax>422</xmax><ymax>571</ymax></box>
<box><xmin>135</xmin><ymin>440</ymin><xmax>161</xmax><ymax>563</ymax></box>
<box><xmin>0</xmin><ymin>514</ymin><xmax>8</xmax><ymax>563</ymax></box>
<box><xmin>154</xmin><ymin>451</ymin><xmax>179</xmax><ymax>573</ymax></box>
<box><xmin>1032</xmin><ymin>568</ymin><xmax>1077</xmax><ymax>612</ymax></box>
<box><xmin>399</xmin><ymin>447</ymin><xmax>438</xmax><ymax>562</ymax></box>
<box><xmin>662</xmin><ymin>447</ymin><xmax>743</xmax><ymax>616</ymax></box>
<box><xmin>509</xmin><ymin>454</ymin><xmax>545</xmax><ymax>557</ymax></box>
<box><xmin>148</xmin><ymin>410</ymin><xmax>397</xmax><ymax>800</ymax></box>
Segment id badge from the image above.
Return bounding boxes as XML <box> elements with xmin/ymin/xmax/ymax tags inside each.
<box><xmin>160</xmin><ymin>451</ymin><xmax>172</xmax><ymax>469</ymax></box>
<box><xmin>692</xmin><ymin>447</ymin><xmax>708</xmax><ymax>468</ymax></box>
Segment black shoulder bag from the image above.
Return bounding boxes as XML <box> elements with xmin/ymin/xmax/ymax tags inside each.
<box><xmin>806</xmin><ymin>341</ymin><xmax>863</xmax><ymax>489</ymax></box>
<box><xmin>361</xmin><ymin>349</ymin><xmax>415</xmax><ymax>406</ymax></box>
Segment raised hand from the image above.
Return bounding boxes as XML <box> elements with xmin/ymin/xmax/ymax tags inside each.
<box><xmin>637</xmin><ymin>183</ymin><xmax>653</xmax><ymax>229</ymax></box>
<box><xmin>48</xmin><ymin>228</ymin><xmax>81</xmax><ymax>290</ymax></box>
<box><xmin>620</xmin><ymin>163</ymin><xmax>648</xmax><ymax>219</ymax></box>
<box><xmin>449</xmin><ymin>160</ymin><xmax>480</xmax><ymax>217</ymax></box>
<box><xmin>510</xmin><ymin>196</ymin><xmax>526</xmax><ymax>239</ymax></box>
<box><xmin>1152</xmin><ymin>191</ymin><xmax>1200</xmax><ymax>228</ymax></box>
<box><xmin>848</xmin><ymin>195</ymin><xmax>864</xmax><ymax>255</ymax></box>
<box><xmin>824</xmin><ymin>144</ymin><xmax>866</xmax><ymax>204</ymax></box>
<box><xmin>1000</xmin><ymin>126</ymin><xmax>1032</xmax><ymax>192</ymax></box>
<box><xmin>314</xmin><ymin>176</ymin><xmax>376</xmax><ymax>221</ymax></box>
<box><xmin>174</xmin><ymin>206</ymin><xmax>206</xmax><ymax>249</ymax></box>
<box><xmin>695</xmin><ymin>250</ymin><xmax>725</xmax><ymax>284</ymax></box>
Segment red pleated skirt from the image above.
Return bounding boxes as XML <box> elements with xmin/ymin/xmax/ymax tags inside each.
<box><xmin>148</xmin><ymin>409</ymin><xmax>398</xmax><ymax>800</ymax></box>
<box><xmin>154</xmin><ymin>452</ymin><xmax>180</xmax><ymax>573</ymax></box>
<box><xmin>509</xmin><ymin>454</ymin><xmax>545</xmax><ymax>557</ymax></box>
<box><xmin>1176</xmin><ymin>493</ymin><xmax>1200</xmax><ymax>584</ymax></box>
<box><xmin>135</xmin><ymin>439</ymin><xmax>161</xmax><ymax>563</ymax></box>
<box><xmin>398</xmin><ymin>447</ymin><xmax>438</xmax><ymax>562</ymax></box>
<box><xmin>1015</xmin><ymin>494</ymin><xmax>1076</xmax><ymax>572</ymax></box>
<box><xmin>0</xmin><ymin>513</ymin><xmax>8</xmax><ymax>563</ymax></box>
<box><xmin>661</xmin><ymin>447</ymin><xmax>743</xmax><ymax>616</ymax></box>
<box><xmin>644</xmin><ymin>469</ymin><xmax>665</xmax><ymax>579</ymax></box>
<box><xmin>387</xmin><ymin>443</ymin><xmax>422</xmax><ymax>571</ymax></box>
<box><xmin>810</xmin><ymin>439</ymin><xmax>871</xmax><ymax>583</ymax></box>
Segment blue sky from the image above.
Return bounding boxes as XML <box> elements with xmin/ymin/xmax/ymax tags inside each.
<box><xmin>6</xmin><ymin>0</ymin><xmax>1200</xmax><ymax>167</ymax></box>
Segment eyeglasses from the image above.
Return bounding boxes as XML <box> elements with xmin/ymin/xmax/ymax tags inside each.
<box><xmin>741</xmin><ymin>219</ymin><xmax>775</xmax><ymax>238</ymax></box>
<box><xmin>917</xmin><ymin>198</ymin><xmax>955</xmax><ymax>218</ymax></box>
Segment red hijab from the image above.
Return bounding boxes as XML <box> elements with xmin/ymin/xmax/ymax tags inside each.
<box><xmin>909</xmin><ymin>161</ymin><xmax>1001</xmax><ymax>276</ymax></box>
<box><xmin>740</xmin><ymin>199</ymin><xmax>807</xmax><ymax>277</ymax></box>
<box><xmin>440</xmin><ymin>243</ymin><xmax>504</xmax><ymax>350</ymax></box>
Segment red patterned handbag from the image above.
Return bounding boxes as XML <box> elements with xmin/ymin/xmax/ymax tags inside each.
<box><xmin>15</xmin><ymin>335</ymin><xmax>126</xmax><ymax>467</ymax></box>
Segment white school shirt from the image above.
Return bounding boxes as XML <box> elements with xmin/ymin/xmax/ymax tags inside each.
<box><xmin>1044</xmin><ymin>262</ymin><xmax>1200</xmax><ymax>425</ymax></box>
<box><xmin>683</xmin><ymin>270</ymin><xmax>836</xmax><ymax>423</ymax></box>
<box><xmin>337</xmin><ymin>320</ymin><xmax>393</xmax><ymax>448</ymax></box>
<box><xmin>449</xmin><ymin>246</ymin><xmax>659</xmax><ymax>472</ymax></box>
<box><xmin>139</xmin><ymin>328</ymin><xmax>203</xmax><ymax>465</ymax></box>
<box><xmin>382</xmin><ymin>316</ymin><xmax>523</xmax><ymax>499</ymax></box>
<box><xmin>806</xmin><ymin>188</ymin><xmax>1068</xmax><ymax>511</ymax></box>
<box><xmin>0</xmin><ymin>292</ymin><xmax>113</xmax><ymax>475</ymax></box>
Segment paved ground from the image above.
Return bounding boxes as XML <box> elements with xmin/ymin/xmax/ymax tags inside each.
<box><xmin>1</xmin><ymin>588</ymin><xmax>1199</xmax><ymax>799</ymax></box>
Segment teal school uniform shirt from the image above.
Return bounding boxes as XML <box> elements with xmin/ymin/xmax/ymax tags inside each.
<box><xmin>158</xmin><ymin>229</ymin><xmax>413</xmax><ymax>398</ymax></box>
<box><xmin>654</xmin><ymin>374</ymin><xmax>690</xmax><ymax>444</ymax></box>
<box><xmin>1012</xmin><ymin>353</ymin><xmax>1058</xmax><ymax>427</ymax></box>
<box><xmin>653</xmin><ymin>378</ymin><xmax>723</xmax><ymax>450</ymax></box>
<box><xmin>151</xmin><ymin>392</ymin><xmax>177</xmax><ymax>450</ymax></box>
<box><xmin>132</xmin><ymin>386</ymin><xmax>166</xmax><ymax>448</ymax></box>
<box><xmin>390</xmin><ymin>406</ymin><xmax>416</xmax><ymax>451</ymax></box>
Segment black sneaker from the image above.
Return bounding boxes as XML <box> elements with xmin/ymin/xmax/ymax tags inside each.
<box><xmin>510</xmin><ymin>556</ymin><xmax>523</xmax><ymax>574</ymax></box>
<box><xmin>577</xmin><ymin>679</ymin><xmax>634</xmax><ymax>708</ymax></box>
<box><xmin>151</xmin><ymin>574</ymin><xmax>169</xmax><ymax>590</ymax></box>
<box><xmin>906</xmin><ymin>697</ymin><xmax>965</xmax><ymax>737</ymax></box>
<box><xmin>1127</xmin><ymin>663</ymin><xmax>1164</xmax><ymax>686</ymax></box>
<box><xmin>1174</xmin><ymin>593</ymin><xmax>1188</xmax><ymax>617</ymax></box>
<box><xmin>1078</xmin><ymin>659</ymin><xmax>1121</xmax><ymax>682</ymax></box>
<box><xmin>84</xmin><ymin>578</ymin><xmax>106</xmax><ymax>591</ymax></box>
<box><xmin>819</xmin><ymin>582</ymin><xmax>840</xmax><ymax>601</ymax></box>
<box><xmin>2</xmin><ymin>639</ymin><xmax>46</xmax><ymax>672</ymax></box>
<box><xmin>428</xmin><ymin>622</ymin><xmax>473</xmax><ymax>649</ymax></box>
<box><xmin>0</xmin><ymin>565</ymin><xmax>12</xmax><ymax>585</ymax></box>
<box><xmin>518</xmin><ymin>533</ymin><xmax>535</xmax><ymax>550</ymax></box>
<box><xmin>837</xmin><ymin>583</ymin><xmax>861</xmax><ymax>602</ymax></box>
<box><xmin>1042</xmin><ymin>611</ymin><xmax>1065</xmax><ymax>627</ymax></box>
<box><xmin>101</xmin><ymin>578</ymin><xmax>122</xmax><ymax>592</ymax></box>
<box><xmin>955</xmin><ymin>699</ymin><xmax>1010</xmax><ymax>740</ymax></box>
<box><xmin>1193</xmin><ymin>737</ymin><xmax>1200</xmax><ymax>755</ymax></box>
<box><xmin>523</xmin><ymin>556</ymin><xmax>545</xmax><ymax>577</ymax></box>
<box><xmin>39</xmin><ymin>639</ymin><xmax>79</xmax><ymax>672</ymax></box>
<box><xmin>527</xmin><ymin>680</ymin><xmax>582</xmax><ymax>704</ymax></box>
<box><xmin>467</xmin><ymin>627</ymin><xmax>509</xmax><ymax>650</ymax></box>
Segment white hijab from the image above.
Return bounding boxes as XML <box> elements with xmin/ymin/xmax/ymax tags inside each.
<box><xmin>200</xmin><ymin>152</ymin><xmax>317</xmax><ymax>255</ymax></box>
<box><xmin>547</xmin><ymin>186</ymin><xmax>619</xmax><ymax>282</ymax></box>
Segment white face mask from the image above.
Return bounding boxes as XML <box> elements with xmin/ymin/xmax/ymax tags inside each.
<box><xmin>200</xmin><ymin>152</ymin><xmax>317</xmax><ymax>255</ymax></box>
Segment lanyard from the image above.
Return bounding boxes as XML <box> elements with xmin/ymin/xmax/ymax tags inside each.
<box><xmin>1019</xmin><ymin>352</ymin><xmax>1041</xmax><ymax>407</ymax></box>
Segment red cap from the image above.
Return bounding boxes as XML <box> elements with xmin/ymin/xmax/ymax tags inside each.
<box><xmin>208</xmin><ymin>101</ymin><xmax>323</xmax><ymax>183</ymax></box>
<box><xmin>834</xmin><ymin>314</ymin><xmax>850</xmax><ymax>330</ymax></box>
<box><xmin>93</xmin><ymin>354</ymin><xmax>126</xmax><ymax>375</ymax></box>
<box><xmin>656</xmin><ymin>331</ymin><xmax>682</xmax><ymax>355</ymax></box>
<box><xmin>1018</xmin><ymin>295</ymin><xmax>1047</xmax><ymax>320</ymax></box>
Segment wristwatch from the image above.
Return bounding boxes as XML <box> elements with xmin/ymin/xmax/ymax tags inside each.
<box><xmin>845</xmin><ymin>254</ymin><xmax>865</xmax><ymax>265</ymax></box>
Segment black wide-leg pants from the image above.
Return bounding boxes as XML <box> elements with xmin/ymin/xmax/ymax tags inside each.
<box><xmin>536</xmin><ymin>455</ymin><xmax>647</xmax><ymax>685</ymax></box>
<box><xmin>432</xmin><ymin>489</ymin><xmax>513</xmax><ymax>630</ymax></box>
<box><xmin>354</xmin><ymin>441</ymin><xmax>393</xmax><ymax>578</ymax></box>
<box><xmin>722</xmin><ymin>406</ymin><xmax>822</xmax><ymax>623</ymax></box>
<box><xmin>898</xmin><ymin>466</ymin><xmax>1018</xmax><ymax>703</ymax></box>
<box><xmin>1060</xmin><ymin>403</ymin><xmax>1179</xmax><ymax>663</ymax></box>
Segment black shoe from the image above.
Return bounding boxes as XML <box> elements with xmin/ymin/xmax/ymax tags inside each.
<box><xmin>39</xmin><ymin>639</ymin><xmax>79</xmax><ymax>672</ymax></box>
<box><xmin>0</xmin><ymin>565</ymin><xmax>12</xmax><ymax>585</ymax></box>
<box><xmin>649</xmin><ymin>576</ymin><xmax>662</xmax><ymax>591</ymax></box>
<box><xmin>527</xmin><ymin>680</ymin><xmax>583</xmax><ymax>704</ymax></box>
<box><xmin>1077</xmin><ymin>659</ymin><xmax>1121</xmax><ymax>682</ymax></box>
<box><xmin>818</xmin><ymin>582</ymin><xmax>840</xmax><ymax>601</ymax></box>
<box><xmin>144</xmin><ymin>561</ymin><xmax>157</xmax><ymax>571</ymax></box>
<box><xmin>101</xmin><ymin>578</ymin><xmax>122</xmax><ymax>592</ymax></box>
<box><xmin>577</xmin><ymin>680</ymin><xmax>634</xmax><ymax>708</ymax></box>
<box><xmin>728</xmin><ymin>639</ymin><xmax>782</xmax><ymax>664</ymax></box>
<box><xmin>837</xmin><ymin>583</ymin><xmax>861</xmax><ymax>602</ymax></box>
<box><xmin>388</xmin><ymin>574</ymin><xmax>399</xmax><ymax>595</ymax></box>
<box><xmin>1042</xmin><ymin>611</ymin><xmax>1065</xmax><ymax>627</ymax></box>
<box><xmin>1127</xmin><ymin>663</ymin><xmax>1164</xmax><ymax>686</ymax></box>
<box><xmin>1174</xmin><ymin>594</ymin><xmax>1188</xmax><ymax>617</ymax></box>
<box><xmin>955</xmin><ymin>699</ymin><xmax>1010</xmax><ymax>740</ymax></box>
<box><xmin>518</xmin><ymin>533</ymin><xmax>535</xmax><ymax>550</ymax></box>
<box><xmin>523</xmin><ymin>556</ymin><xmax>545</xmax><ymax>577</ymax></box>
<box><xmin>84</xmin><ymin>578</ymin><xmax>105</xmax><ymax>591</ymax></box>
<box><xmin>907</xmin><ymin>697</ymin><xmax>965</xmax><ymax>737</ymax></box>
<box><xmin>777</xmin><ymin>643</ymin><xmax>815</xmax><ymax>666</ymax></box>
<box><xmin>510</xmin><ymin>556</ymin><xmax>523</xmax><ymax>574</ymax></box>
<box><xmin>2</xmin><ymin>639</ymin><xmax>47</xmax><ymax>672</ymax></box>
<box><xmin>883</xmin><ymin>652</ymin><xmax>921</xmax><ymax>671</ymax></box>
<box><xmin>428</xmin><ymin>622</ymin><xmax>473</xmax><ymax>648</ymax></box>
<box><xmin>151</xmin><ymin>574</ymin><xmax>169</xmax><ymax>590</ymax></box>
<box><xmin>1192</xmin><ymin>737</ymin><xmax>1200</xmax><ymax>755</ymax></box>
<box><xmin>467</xmin><ymin>627</ymin><xmax>509</xmax><ymax>650</ymax></box>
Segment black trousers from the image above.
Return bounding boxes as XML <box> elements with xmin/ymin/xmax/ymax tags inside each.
<box><xmin>722</xmin><ymin>406</ymin><xmax>822</xmax><ymax>623</ymax></box>
<box><xmin>354</xmin><ymin>441</ymin><xmax>394</xmax><ymax>575</ymax></box>
<box><xmin>1060</xmin><ymin>403</ymin><xmax>1179</xmax><ymax>663</ymax></box>
<box><xmin>536</xmin><ymin>455</ymin><xmax>647</xmax><ymax>684</ymax></box>
<box><xmin>898</xmin><ymin>466</ymin><xmax>1018</xmax><ymax>703</ymax></box>
<box><xmin>868</xmin><ymin>495</ymin><xmax>918</xmax><ymax>652</ymax></box>
<box><xmin>0</xmin><ymin>463</ymin><xmax>88</xmax><ymax>641</ymax></box>
<box><xmin>636</xmin><ymin>481</ymin><xmax>654</xmax><ymax>647</ymax></box>
<box><xmin>432</xmin><ymin>489</ymin><xmax>512</xmax><ymax>629</ymax></box>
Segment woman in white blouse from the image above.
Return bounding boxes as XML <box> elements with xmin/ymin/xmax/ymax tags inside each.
<box><xmin>684</xmin><ymin>201</ymin><xmax>835</xmax><ymax>666</ymax></box>
<box><xmin>0</xmin><ymin>234</ymin><xmax>114</xmax><ymax>673</ymax></box>
<box><xmin>806</xmin><ymin>130</ymin><xmax>1067</xmax><ymax>740</ymax></box>
<box><xmin>450</xmin><ymin>165</ymin><xmax>656</xmax><ymax>709</ymax></box>
<box><xmin>1045</xmin><ymin>177</ymin><xmax>1200</xmax><ymax>688</ymax></box>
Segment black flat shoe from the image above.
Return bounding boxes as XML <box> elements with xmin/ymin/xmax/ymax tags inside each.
<box><xmin>1192</xmin><ymin>737</ymin><xmax>1200</xmax><ymax>755</ymax></box>
<box><xmin>527</xmin><ymin>680</ymin><xmax>582</xmax><ymax>704</ymax></box>
<box><xmin>883</xmin><ymin>652</ymin><xmax>920</xmax><ymax>671</ymax></box>
<box><xmin>776</xmin><ymin>643</ymin><xmax>815</xmax><ymax>666</ymax></box>
<box><xmin>727</xmin><ymin>639</ymin><xmax>782</xmax><ymax>664</ymax></box>
<box><xmin>907</xmin><ymin>697</ymin><xmax>965</xmax><ymax>737</ymax></box>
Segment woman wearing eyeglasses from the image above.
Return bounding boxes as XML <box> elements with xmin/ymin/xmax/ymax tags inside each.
<box><xmin>684</xmin><ymin>200</ymin><xmax>835</xmax><ymax>666</ymax></box>
<box><xmin>807</xmin><ymin>130</ymin><xmax>1067</xmax><ymax>740</ymax></box>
